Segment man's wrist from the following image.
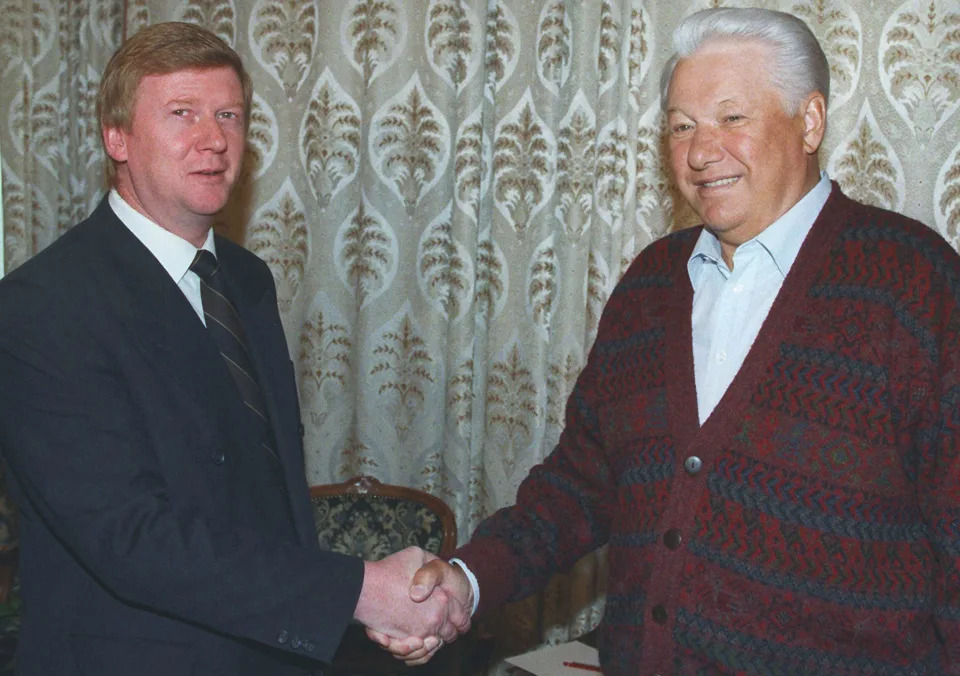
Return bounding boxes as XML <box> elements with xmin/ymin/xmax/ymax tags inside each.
<box><xmin>448</xmin><ymin>557</ymin><xmax>479</xmax><ymax>615</ymax></box>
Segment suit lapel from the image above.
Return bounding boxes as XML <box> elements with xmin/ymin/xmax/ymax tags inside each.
<box><xmin>91</xmin><ymin>203</ymin><xmax>258</xmax><ymax>450</ymax></box>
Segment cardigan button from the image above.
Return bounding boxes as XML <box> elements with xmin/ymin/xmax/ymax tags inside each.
<box><xmin>652</xmin><ymin>605</ymin><xmax>668</xmax><ymax>624</ymax></box>
<box><xmin>663</xmin><ymin>529</ymin><xmax>682</xmax><ymax>549</ymax></box>
<box><xmin>684</xmin><ymin>455</ymin><xmax>702</xmax><ymax>474</ymax></box>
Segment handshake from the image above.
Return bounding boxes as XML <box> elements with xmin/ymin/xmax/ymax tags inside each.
<box><xmin>353</xmin><ymin>546</ymin><xmax>474</xmax><ymax>665</ymax></box>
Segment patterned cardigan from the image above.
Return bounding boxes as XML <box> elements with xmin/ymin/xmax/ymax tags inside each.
<box><xmin>455</xmin><ymin>184</ymin><xmax>960</xmax><ymax>675</ymax></box>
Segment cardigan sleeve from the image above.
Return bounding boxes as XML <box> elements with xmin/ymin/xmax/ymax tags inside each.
<box><xmin>454</xmin><ymin>234</ymin><xmax>689</xmax><ymax>616</ymax></box>
<box><xmin>453</xmin><ymin>260</ymin><xmax>652</xmax><ymax>615</ymax></box>
<box><xmin>454</xmin><ymin>343</ymin><xmax>617</xmax><ymax>615</ymax></box>
<box><xmin>887</xmin><ymin>223</ymin><xmax>960</xmax><ymax>673</ymax></box>
<box><xmin>921</xmin><ymin>248</ymin><xmax>960</xmax><ymax>673</ymax></box>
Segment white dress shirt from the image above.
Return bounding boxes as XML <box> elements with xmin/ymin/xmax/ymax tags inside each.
<box><xmin>687</xmin><ymin>171</ymin><xmax>831</xmax><ymax>424</ymax></box>
<box><xmin>108</xmin><ymin>189</ymin><xmax>217</xmax><ymax>325</ymax></box>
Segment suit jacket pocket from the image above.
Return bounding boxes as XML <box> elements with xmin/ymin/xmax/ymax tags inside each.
<box><xmin>70</xmin><ymin>631</ymin><xmax>197</xmax><ymax>676</ymax></box>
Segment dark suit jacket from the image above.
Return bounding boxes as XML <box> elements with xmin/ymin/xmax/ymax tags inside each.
<box><xmin>0</xmin><ymin>197</ymin><xmax>363</xmax><ymax>675</ymax></box>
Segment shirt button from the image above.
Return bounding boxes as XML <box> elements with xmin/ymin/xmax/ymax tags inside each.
<box><xmin>663</xmin><ymin>529</ymin><xmax>682</xmax><ymax>549</ymax></box>
<box><xmin>733</xmin><ymin>283</ymin><xmax>744</xmax><ymax>294</ymax></box>
<box><xmin>652</xmin><ymin>605</ymin><xmax>668</xmax><ymax>624</ymax></box>
<box><xmin>716</xmin><ymin>350</ymin><xmax>727</xmax><ymax>363</ymax></box>
<box><xmin>684</xmin><ymin>456</ymin><xmax>703</xmax><ymax>474</ymax></box>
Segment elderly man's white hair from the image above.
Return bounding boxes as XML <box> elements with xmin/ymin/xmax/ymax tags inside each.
<box><xmin>659</xmin><ymin>8</ymin><xmax>830</xmax><ymax>115</ymax></box>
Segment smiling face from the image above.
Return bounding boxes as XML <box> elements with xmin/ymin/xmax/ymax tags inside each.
<box><xmin>666</xmin><ymin>39</ymin><xmax>825</xmax><ymax>261</ymax></box>
<box><xmin>103</xmin><ymin>66</ymin><xmax>246</xmax><ymax>246</ymax></box>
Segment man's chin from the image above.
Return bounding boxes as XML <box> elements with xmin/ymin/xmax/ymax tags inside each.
<box><xmin>187</xmin><ymin>195</ymin><xmax>232</xmax><ymax>218</ymax></box>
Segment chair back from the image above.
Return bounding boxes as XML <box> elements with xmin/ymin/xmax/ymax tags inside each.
<box><xmin>309</xmin><ymin>475</ymin><xmax>456</xmax><ymax>560</ymax></box>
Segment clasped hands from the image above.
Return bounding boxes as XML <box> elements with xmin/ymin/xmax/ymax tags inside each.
<box><xmin>354</xmin><ymin>547</ymin><xmax>473</xmax><ymax>665</ymax></box>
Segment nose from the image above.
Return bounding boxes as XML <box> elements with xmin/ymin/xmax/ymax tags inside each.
<box><xmin>687</xmin><ymin>125</ymin><xmax>722</xmax><ymax>170</ymax></box>
<box><xmin>197</xmin><ymin>116</ymin><xmax>227</xmax><ymax>153</ymax></box>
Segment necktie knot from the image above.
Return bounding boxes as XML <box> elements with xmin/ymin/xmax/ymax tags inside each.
<box><xmin>190</xmin><ymin>250</ymin><xmax>219</xmax><ymax>282</ymax></box>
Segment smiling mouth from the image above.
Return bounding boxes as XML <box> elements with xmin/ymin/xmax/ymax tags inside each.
<box><xmin>699</xmin><ymin>177</ymin><xmax>739</xmax><ymax>188</ymax></box>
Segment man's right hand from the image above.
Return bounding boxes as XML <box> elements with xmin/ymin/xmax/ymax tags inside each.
<box><xmin>353</xmin><ymin>547</ymin><xmax>471</xmax><ymax>657</ymax></box>
<box><xmin>366</xmin><ymin>558</ymin><xmax>474</xmax><ymax>665</ymax></box>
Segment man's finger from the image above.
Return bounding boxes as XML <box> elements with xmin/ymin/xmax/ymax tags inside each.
<box><xmin>409</xmin><ymin>559</ymin><xmax>447</xmax><ymax>602</ymax></box>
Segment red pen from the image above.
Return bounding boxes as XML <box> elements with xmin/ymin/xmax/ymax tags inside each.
<box><xmin>563</xmin><ymin>661</ymin><xmax>602</xmax><ymax>673</ymax></box>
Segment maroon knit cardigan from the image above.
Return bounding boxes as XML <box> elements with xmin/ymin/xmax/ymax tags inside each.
<box><xmin>456</xmin><ymin>184</ymin><xmax>960</xmax><ymax>675</ymax></box>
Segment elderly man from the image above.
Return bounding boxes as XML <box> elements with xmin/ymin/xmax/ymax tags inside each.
<box><xmin>379</xmin><ymin>7</ymin><xmax>960</xmax><ymax>674</ymax></box>
<box><xmin>0</xmin><ymin>22</ymin><xmax>466</xmax><ymax>676</ymax></box>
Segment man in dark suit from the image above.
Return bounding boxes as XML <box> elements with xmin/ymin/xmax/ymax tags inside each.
<box><xmin>0</xmin><ymin>22</ymin><xmax>466</xmax><ymax>675</ymax></box>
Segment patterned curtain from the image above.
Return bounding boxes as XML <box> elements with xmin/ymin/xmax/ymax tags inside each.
<box><xmin>2</xmin><ymin>0</ymin><xmax>959</xmax><ymax>671</ymax></box>
<box><xmin>0</xmin><ymin>1</ymin><xmax>122</xmax><ymax>270</ymax></box>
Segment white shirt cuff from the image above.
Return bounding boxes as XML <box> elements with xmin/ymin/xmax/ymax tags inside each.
<box><xmin>448</xmin><ymin>557</ymin><xmax>480</xmax><ymax>616</ymax></box>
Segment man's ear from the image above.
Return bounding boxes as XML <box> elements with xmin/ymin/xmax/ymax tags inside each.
<box><xmin>102</xmin><ymin>125</ymin><xmax>128</xmax><ymax>162</ymax></box>
<box><xmin>801</xmin><ymin>92</ymin><xmax>827</xmax><ymax>155</ymax></box>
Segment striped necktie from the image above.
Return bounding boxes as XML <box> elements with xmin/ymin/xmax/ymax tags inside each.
<box><xmin>189</xmin><ymin>250</ymin><xmax>282</xmax><ymax>467</ymax></box>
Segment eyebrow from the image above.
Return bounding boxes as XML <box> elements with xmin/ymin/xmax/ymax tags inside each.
<box><xmin>164</xmin><ymin>97</ymin><xmax>245</xmax><ymax>110</ymax></box>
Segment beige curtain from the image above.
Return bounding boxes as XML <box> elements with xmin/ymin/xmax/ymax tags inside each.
<box><xmin>2</xmin><ymin>0</ymin><xmax>959</xmax><ymax>670</ymax></box>
<box><xmin>0</xmin><ymin>0</ymin><xmax>122</xmax><ymax>269</ymax></box>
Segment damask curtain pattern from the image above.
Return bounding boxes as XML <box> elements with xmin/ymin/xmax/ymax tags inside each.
<box><xmin>125</xmin><ymin>0</ymin><xmax>675</xmax><ymax>532</ymax></box>
<box><xmin>1</xmin><ymin>0</ymin><xmax>958</xmax><ymax>668</ymax></box>
<box><xmin>0</xmin><ymin>0</ymin><xmax>121</xmax><ymax>271</ymax></box>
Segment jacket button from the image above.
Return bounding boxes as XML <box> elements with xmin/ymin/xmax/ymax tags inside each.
<box><xmin>663</xmin><ymin>529</ymin><xmax>682</xmax><ymax>549</ymax></box>
<box><xmin>652</xmin><ymin>605</ymin><xmax>668</xmax><ymax>624</ymax></box>
<box><xmin>684</xmin><ymin>455</ymin><xmax>702</xmax><ymax>474</ymax></box>
<box><xmin>277</xmin><ymin>630</ymin><xmax>289</xmax><ymax>644</ymax></box>
<box><xmin>291</xmin><ymin>636</ymin><xmax>303</xmax><ymax>649</ymax></box>
<box><xmin>211</xmin><ymin>450</ymin><xmax>226</xmax><ymax>465</ymax></box>
<box><xmin>303</xmin><ymin>641</ymin><xmax>315</xmax><ymax>652</ymax></box>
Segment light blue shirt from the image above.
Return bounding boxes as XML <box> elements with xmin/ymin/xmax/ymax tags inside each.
<box><xmin>688</xmin><ymin>171</ymin><xmax>832</xmax><ymax>425</ymax></box>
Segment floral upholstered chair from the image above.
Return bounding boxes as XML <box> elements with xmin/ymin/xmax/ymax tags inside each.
<box><xmin>310</xmin><ymin>475</ymin><xmax>456</xmax><ymax>562</ymax></box>
<box><xmin>310</xmin><ymin>475</ymin><xmax>489</xmax><ymax>675</ymax></box>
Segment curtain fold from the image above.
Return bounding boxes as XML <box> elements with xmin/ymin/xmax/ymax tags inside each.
<box><xmin>0</xmin><ymin>0</ymin><xmax>122</xmax><ymax>271</ymax></box>
<box><xmin>1</xmin><ymin>0</ymin><xmax>958</xmax><ymax>672</ymax></box>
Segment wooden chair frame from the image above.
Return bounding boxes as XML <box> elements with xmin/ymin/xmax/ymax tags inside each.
<box><xmin>309</xmin><ymin>475</ymin><xmax>457</xmax><ymax>559</ymax></box>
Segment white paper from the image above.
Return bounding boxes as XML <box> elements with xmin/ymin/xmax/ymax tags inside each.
<box><xmin>505</xmin><ymin>640</ymin><xmax>601</xmax><ymax>675</ymax></box>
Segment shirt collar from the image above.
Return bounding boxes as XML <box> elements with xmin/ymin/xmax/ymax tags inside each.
<box><xmin>687</xmin><ymin>170</ymin><xmax>831</xmax><ymax>283</ymax></box>
<box><xmin>108</xmin><ymin>189</ymin><xmax>217</xmax><ymax>285</ymax></box>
